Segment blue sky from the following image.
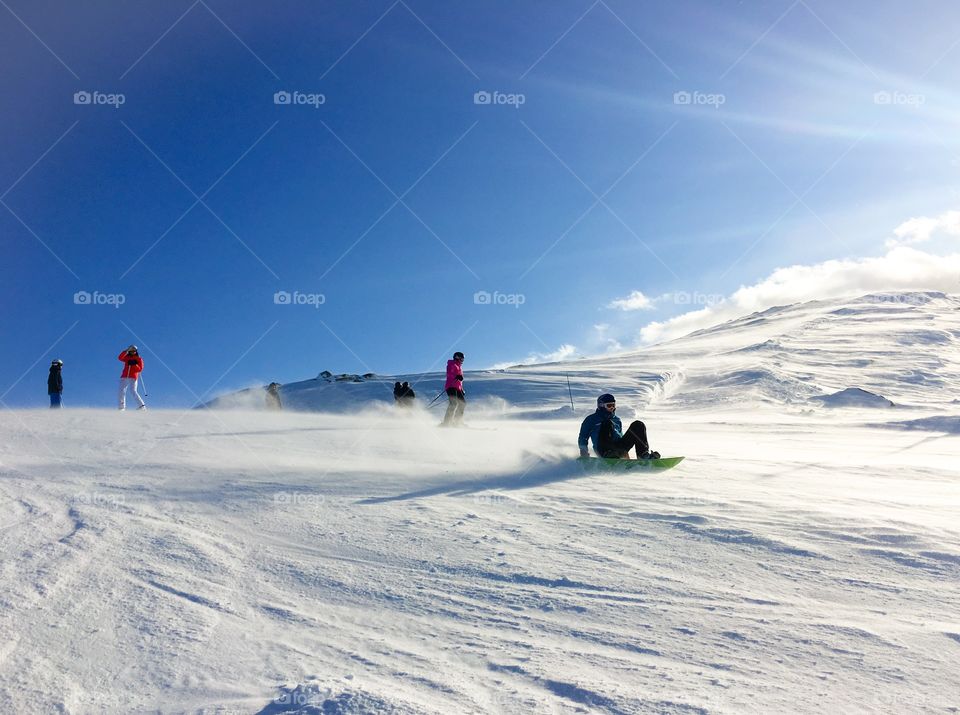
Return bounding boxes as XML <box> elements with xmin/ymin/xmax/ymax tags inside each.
<box><xmin>2</xmin><ymin>0</ymin><xmax>959</xmax><ymax>407</ymax></box>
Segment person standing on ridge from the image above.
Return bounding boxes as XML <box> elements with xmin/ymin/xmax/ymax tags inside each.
<box><xmin>578</xmin><ymin>393</ymin><xmax>659</xmax><ymax>459</ymax></box>
<box><xmin>48</xmin><ymin>359</ymin><xmax>63</xmax><ymax>408</ymax></box>
<box><xmin>441</xmin><ymin>351</ymin><xmax>466</xmax><ymax>426</ymax></box>
<box><xmin>265</xmin><ymin>382</ymin><xmax>282</xmax><ymax>410</ymax></box>
<box><xmin>118</xmin><ymin>345</ymin><xmax>146</xmax><ymax>411</ymax></box>
<box><xmin>400</xmin><ymin>381</ymin><xmax>416</xmax><ymax>407</ymax></box>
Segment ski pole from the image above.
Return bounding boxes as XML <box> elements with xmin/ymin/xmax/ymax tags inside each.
<box><xmin>566</xmin><ymin>372</ymin><xmax>574</xmax><ymax>411</ymax></box>
<box><xmin>139</xmin><ymin>375</ymin><xmax>148</xmax><ymax>397</ymax></box>
<box><xmin>427</xmin><ymin>389</ymin><xmax>445</xmax><ymax>408</ymax></box>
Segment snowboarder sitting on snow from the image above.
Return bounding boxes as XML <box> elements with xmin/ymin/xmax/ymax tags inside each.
<box><xmin>48</xmin><ymin>359</ymin><xmax>63</xmax><ymax>408</ymax></box>
<box><xmin>578</xmin><ymin>393</ymin><xmax>660</xmax><ymax>459</ymax></box>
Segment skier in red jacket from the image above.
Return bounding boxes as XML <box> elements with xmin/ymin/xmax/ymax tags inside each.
<box><xmin>118</xmin><ymin>345</ymin><xmax>146</xmax><ymax>410</ymax></box>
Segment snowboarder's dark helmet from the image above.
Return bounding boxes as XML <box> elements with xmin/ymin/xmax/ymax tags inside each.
<box><xmin>597</xmin><ymin>393</ymin><xmax>615</xmax><ymax>407</ymax></box>
<box><xmin>453</xmin><ymin>352</ymin><xmax>464</xmax><ymax>360</ymax></box>
<box><xmin>51</xmin><ymin>359</ymin><xmax>63</xmax><ymax>366</ymax></box>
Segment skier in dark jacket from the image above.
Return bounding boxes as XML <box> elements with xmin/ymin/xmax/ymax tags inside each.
<box><xmin>48</xmin><ymin>359</ymin><xmax>63</xmax><ymax>408</ymax></box>
<box><xmin>399</xmin><ymin>381</ymin><xmax>416</xmax><ymax>407</ymax></box>
<box><xmin>578</xmin><ymin>393</ymin><xmax>660</xmax><ymax>459</ymax></box>
<box><xmin>265</xmin><ymin>382</ymin><xmax>282</xmax><ymax>410</ymax></box>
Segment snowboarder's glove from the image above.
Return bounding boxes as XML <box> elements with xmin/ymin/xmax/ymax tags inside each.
<box><xmin>456</xmin><ymin>375</ymin><xmax>463</xmax><ymax>381</ymax></box>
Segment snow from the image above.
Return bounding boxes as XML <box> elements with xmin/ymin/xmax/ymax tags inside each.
<box><xmin>810</xmin><ymin>387</ymin><xmax>895</xmax><ymax>408</ymax></box>
<box><xmin>2</xmin><ymin>292</ymin><xmax>959</xmax><ymax>713</ymax></box>
<box><xmin>879</xmin><ymin>416</ymin><xmax>960</xmax><ymax>434</ymax></box>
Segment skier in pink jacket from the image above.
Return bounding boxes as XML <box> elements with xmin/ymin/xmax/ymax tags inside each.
<box><xmin>441</xmin><ymin>351</ymin><xmax>465</xmax><ymax>426</ymax></box>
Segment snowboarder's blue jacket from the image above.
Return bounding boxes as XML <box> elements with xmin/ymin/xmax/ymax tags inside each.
<box><xmin>578</xmin><ymin>408</ymin><xmax>621</xmax><ymax>455</ymax></box>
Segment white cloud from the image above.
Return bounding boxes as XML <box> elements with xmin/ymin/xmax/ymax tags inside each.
<box><xmin>501</xmin><ymin>212</ymin><xmax>960</xmax><ymax>366</ymax></box>
<box><xmin>891</xmin><ymin>209</ymin><xmax>960</xmax><ymax>245</ymax></box>
<box><xmin>591</xmin><ymin>324</ymin><xmax>624</xmax><ymax>354</ymax></box>
<box><xmin>607</xmin><ymin>290</ymin><xmax>654</xmax><ymax>311</ymax></box>
<box><xmin>639</xmin><ymin>246</ymin><xmax>960</xmax><ymax>345</ymax></box>
<box><xmin>542</xmin><ymin>344</ymin><xmax>577</xmax><ymax>362</ymax></box>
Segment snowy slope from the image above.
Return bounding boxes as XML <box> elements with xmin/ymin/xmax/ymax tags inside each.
<box><xmin>2</xmin><ymin>292</ymin><xmax>959</xmax><ymax>714</ymax></box>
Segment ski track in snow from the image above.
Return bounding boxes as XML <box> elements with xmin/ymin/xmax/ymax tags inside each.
<box><xmin>1</xmin><ymin>292</ymin><xmax>959</xmax><ymax>713</ymax></box>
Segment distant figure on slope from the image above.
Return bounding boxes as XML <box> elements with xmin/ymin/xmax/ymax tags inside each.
<box><xmin>118</xmin><ymin>345</ymin><xmax>146</xmax><ymax>411</ymax></box>
<box><xmin>578</xmin><ymin>393</ymin><xmax>659</xmax><ymax>459</ymax></box>
<box><xmin>265</xmin><ymin>382</ymin><xmax>282</xmax><ymax>410</ymax></box>
<box><xmin>393</xmin><ymin>382</ymin><xmax>403</xmax><ymax>403</ymax></box>
<box><xmin>399</xmin><ymin>381</ymin><xmax>416</xmax><ymax>407</ymax></box>
<box><xmin>441</xmin><ymin>352</ymin><xmax>465</xmax><ymax>426</ymax></box>
<box><xmin>48</xmin><ymin>359</ymin><xmax>63</xmax><ymax>408</ymax></box>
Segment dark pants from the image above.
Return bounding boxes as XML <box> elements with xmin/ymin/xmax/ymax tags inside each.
<box><xmin>49</xmin><ymin>393</ymin><xmax>62</xmax><ymax>408</ymax></box>
<box><xmin>601</xmin><ymin>420</ymin><xmax>649</xmax><ymax>458</ymax></box>
<box><xmin>442</xmin><ymin>388</ymin><xmax>465</xmax><ymax>425</ymax></box>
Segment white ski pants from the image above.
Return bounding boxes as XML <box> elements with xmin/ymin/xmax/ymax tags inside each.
<box><xmin>118</xmin><ymin>377</ymin><xmax>145</xmax><ymax>409</ymax></box>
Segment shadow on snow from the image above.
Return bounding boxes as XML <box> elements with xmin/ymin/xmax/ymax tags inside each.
<box><xmin>357</xmin><ymin>458</ymin><xmax>585</xmax><ymax>504</ymax></box>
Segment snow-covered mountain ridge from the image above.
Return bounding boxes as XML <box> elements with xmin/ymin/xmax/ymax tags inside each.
<box><xmin>208</xmin><ymin>291</ymin><xmax>960</xmax><ymax>413</ymax></box>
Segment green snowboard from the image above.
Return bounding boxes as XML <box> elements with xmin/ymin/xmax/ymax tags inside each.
<box><xmin>577</xmin><ymin>456</ymin><xmax>684</xmax><ymax>471</ymax></box>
